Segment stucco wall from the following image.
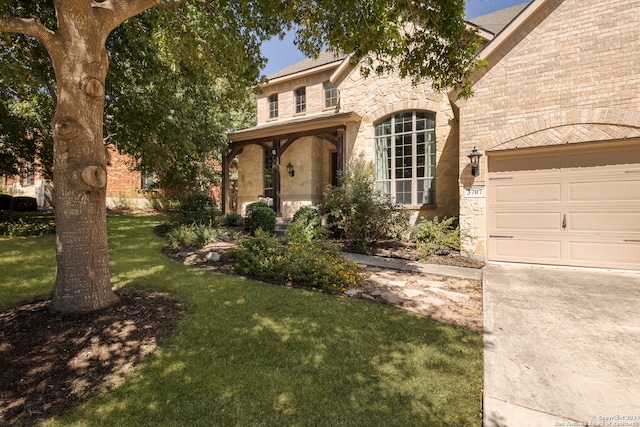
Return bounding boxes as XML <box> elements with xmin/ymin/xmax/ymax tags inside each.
<box><xmin>457</xmin><ymin>0</ymin><xmax>640</xmax><ymax>257</ymax></box>
<box><xmin>237</xmin><ymin>137</ymin><xmax>329</xmax><ymax>217</ymax></box>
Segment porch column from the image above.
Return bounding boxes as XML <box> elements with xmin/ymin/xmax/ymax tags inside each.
<box><xmin>272</xmin><ymin>140</ymin><xmax>281</xmax><ymax>217</ymax></box>
<box><xmin>336</xmin><ymin>127</ymin><xmax>346</xmax><ymax>173</ymax></box>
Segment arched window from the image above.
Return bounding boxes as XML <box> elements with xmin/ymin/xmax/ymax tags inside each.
<box><xmin>268</xmin><ymin>94</ymin><xmax>278</xmax><ymax>119</ymax></box>
<box><xmin>374</xmin><ymin>111</ymin><xmax>436</xmax><ymax>205</ymax></box>
<box><xmin>323</xmin><ymin>81</ymin><xmax>337</xmax><ymax>108</ymax></box>
<box><xmin>294</xmin><ymin>87</ymin><xmax>306</xmax><ymax>113</ymax></box>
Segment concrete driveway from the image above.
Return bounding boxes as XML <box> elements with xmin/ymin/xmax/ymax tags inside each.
<box><xmin>483</xmin><ymin>264</ymin><xmax>640</xmax><ymax>427</ymax></box>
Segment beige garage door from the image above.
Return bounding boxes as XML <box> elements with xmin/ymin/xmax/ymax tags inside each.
<box><xmin>487</xmin><ymin>141</ymin><xmax>640</xmax><ymax>270</ymax></box>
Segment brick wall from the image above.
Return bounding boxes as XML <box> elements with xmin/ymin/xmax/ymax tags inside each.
<box><xmin>457</xmin><ymin>0</ymin><xmax>640</xmax><ymax>257</ymax></box>
<box><xmin>106</xmin><ymin>146</ymin><xmax>142</xmax><ymax>198</ymax></box>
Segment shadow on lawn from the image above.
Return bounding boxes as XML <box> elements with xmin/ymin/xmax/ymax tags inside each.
<box><xmin>56</xmin><ymin>283</ymin><xmax>482</xmax><ymax>426</ymax></box>
<box><xmin>0</xmin><ymin>291</ymin><xmax>184</xmax><ymax>426</ymax></box>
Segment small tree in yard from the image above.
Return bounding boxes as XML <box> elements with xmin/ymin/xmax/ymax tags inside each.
<box><xmin>0</xmin><ymin>0</ymin><xmax>481</xmax><ymax>314</ymax></box>
<box><xmin>323</xmin><ymin>162</ymin><xmax>410</xmax><ymax>253</ymax></box>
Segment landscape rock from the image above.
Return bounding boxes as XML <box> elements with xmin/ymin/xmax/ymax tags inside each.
<box><xmin>205</xmin><ymin>252</ymin><xmax>221</xmax><ymax>262</ymax></box>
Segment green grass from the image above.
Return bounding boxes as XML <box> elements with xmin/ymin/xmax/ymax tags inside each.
<box><xmin>0</xmin><ymin>215</ymin><xmax>482</xmax><ymax>426</ymax></box>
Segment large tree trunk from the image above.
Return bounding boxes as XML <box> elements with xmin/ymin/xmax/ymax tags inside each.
<box><xmin>48</xmin><ymin>7</ymin><xmax>118</xmax><ymax>313</ymax></box>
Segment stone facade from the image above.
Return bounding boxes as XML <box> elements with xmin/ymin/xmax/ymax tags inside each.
<box><xmin>456</xmin><ymin>0</ymin><xmax>640</xmax><ymax>258</ymax></box>
<box><xmin>236</xmin><ymin>56</ymin><xmax>460</xmax><ymax>221</ymax></box>
<box><xmin>339</xmin><ymin>66</ymin><xmax>460</xmax><ymax>222</ymax></box>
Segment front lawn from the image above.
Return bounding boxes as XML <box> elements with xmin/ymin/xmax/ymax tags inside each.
<box><xmin>0</xmin><ymin>215</ymin><xmax>482</xmax><ymax>426</ymax></box>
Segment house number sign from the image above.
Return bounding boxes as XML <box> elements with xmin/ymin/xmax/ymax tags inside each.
<box><xmin>464</xmin><ymin>186</ymin><xmax>485</xmax><ymax>198</ymax></box>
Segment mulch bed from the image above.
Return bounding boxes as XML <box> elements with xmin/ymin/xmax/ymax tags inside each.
<box><xmin>0</xmin><ymin>291</ymin><xmax>184</xmax><ymax>426</ymax></box>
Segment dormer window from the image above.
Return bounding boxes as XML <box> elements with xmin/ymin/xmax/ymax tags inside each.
<box><xmin>268</xmin><ymin>94</ymin><xmax>278</xmax><ymax>119</ymax></box>
<box><xmin>324</xmin><ymin>81</ymin><xmax>337</xmax><ymax>108</ymax></box>
<box><xmin>294</xmin><ymin>87</ymin><xmax>306</xmax><ymax>114</ymax></box>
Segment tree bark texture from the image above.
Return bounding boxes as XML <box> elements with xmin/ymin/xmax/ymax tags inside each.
<box><xmin>48</xmin><ymin>2</ymin><xmax>118</xmax><ymax>313</ymax></box>
<box><xmin>0</xmin><ymin>0</ymin><xmax>185</xmax><ymax>313</ymax></box>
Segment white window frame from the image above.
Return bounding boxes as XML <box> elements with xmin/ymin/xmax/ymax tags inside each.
<box><xmin>268</xmin><ymin>94</ymin><xmax>278</xmax><ymax>119</ymax></box>
<box><xmin>323</xmin><ymin>81</ymin><xmax>337</xmax><ymax>108</ymax></box>
<box><xmin>294</xmin><ymin>87</ymin><xmax>306</xmax><ymax>114</ymax></box>
<box><xmin>374</xmin><ymin>111</ymin><xmax>436</xmax><ymax>206</ymax></box>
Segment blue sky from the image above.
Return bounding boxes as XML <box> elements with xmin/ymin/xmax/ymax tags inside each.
<box><xmin>261</xmin><ymin>0</ymin><xmax>529</xmax><ymax>76</ymax></box>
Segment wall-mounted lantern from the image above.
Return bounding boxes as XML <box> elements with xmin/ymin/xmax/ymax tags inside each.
<box><xmin>467</xmin><ymin>147</ymin><xmax>482</xmax><ymax>177</ymax></box>
<box><xmin>286</xmin><ymin>162</ymin><xmax>295</xmax><ymax>177</ymax></box>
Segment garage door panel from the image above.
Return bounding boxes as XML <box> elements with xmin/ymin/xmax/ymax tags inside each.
<box><xmin>569</xmin><ymin>241</ymin><xmax>640</xmax><ymax>269</ymax></box>
<box><xmin>569</xmin><ymin>212</ymin><xmax>640</xmax><ymax>232</ymax></box>
<box><xmin>491</xmin><ymin>238</ymin><xmax>562</xmax><ymax>263</ymax></box>
<box><xmin>493</xmin><ymin>212</ymin><xmax>562</xmax><ymax>231</ymax></box>
<box><xmin>569</xmin><ymin>180</ymin><xmax>640</xmax><ymax>202</ymax></box>
<box><xmin>489</xmin><ymin>154</ymin><xmax>561</xmax><ymax>173</ymax></box>
<box><xmin>563</xmin><ymin>145</ymin><xmax>640</xmax><ymax>168</ymax></box>
<box><xmin>487</xmin><ymin>141</ymin><xmax>640</xmax><ymax>270</ymax></box>
<box><xmin>492</xmin><ymin>183</ymin><xmax>562</xmax><ymax>204</ymax></box>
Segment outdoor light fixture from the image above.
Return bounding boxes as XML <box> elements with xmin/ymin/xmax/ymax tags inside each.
<box><xmin>468</xmin><ymin>147</ymin><xmax>482</xmax><ymax>177</ymax></box>
<box><xmin>286</xmin><ymin>162</ymin><xmax>295</xmax><ymax>177</ymax></box>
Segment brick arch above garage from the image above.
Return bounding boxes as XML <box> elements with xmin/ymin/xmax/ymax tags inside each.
<box><xmin>481</xmin><ymin>108</ymin><xmax>640</xmax><ymax>152</ymax></box>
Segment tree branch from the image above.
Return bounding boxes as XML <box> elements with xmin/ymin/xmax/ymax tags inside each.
<box><xmin>93</xmin><ymin>0</ymin><xmax>188</xmax><ymax>34</ymax></box>
<box><xmin>0</xmin><ymin>17</ymin><xmax>55</xmax><ymax>49</ymax></box>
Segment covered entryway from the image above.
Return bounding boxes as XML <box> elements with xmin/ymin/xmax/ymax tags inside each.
<box><xmin>487</xmin><ymin>140</ymin><xmax>640</xmax><ymax>270</ymax></box>
<box><xmin>223</xmin><ymin>112</ymin><xmax>361</xmax><ymax>217</ymax></box>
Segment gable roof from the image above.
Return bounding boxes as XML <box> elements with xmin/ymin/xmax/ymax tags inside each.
<box><xmin>267</xmin><ymin>50</ymin><xmax>347</xmax><ymax>80</ymax></box>
<box><xmin>467</xmin><ymin>2</ymin><xmax>531</xmax><ymax>36</ymax></box>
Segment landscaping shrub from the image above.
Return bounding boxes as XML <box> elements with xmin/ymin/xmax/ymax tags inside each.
<box><xmin>174</xmin><ymin>193</ymin><xmax>219</xmax><ymax>225</ymax></box>
<box><xmin>0</xmin><ymin>194</ymin><xmax>12</xmax><ymax>211</ymax></box>
<box><xmin>412</xmin><ymin>216</ymin><xmax>461</xmax><ymax>257</ymax></box>
<box><xmin>288</xmin><ymin>205</ymin><xmax>323</xmax><ymax>241</ymax></box>
<box><xmin>244</xmin><ymin>202</ymin><xmax>275</xmax><ymax>235</ymax></box>
<box><xmin>165</xmin><ymin>223</ymin><xmax>220</xmax><ymax>249</ymax></box>
<box><xmin>0</xmin><ymin>211</ymin><xmax>55</xmax><ymax>237</ymax></box>
<box><xmin>11</xmin><ymin>196</ymin><xmax>38</xmax><ymax>212</ymax></box>
<box><xmin>323</xmin><ymin>162</ymin><xmax>410</xmax><ymax>253</ymax></box>
<box><xmin>221</xmin><ymin>211</ymin><xmax>242</xmax><ymax>227</ymax></box>
<box><xmin>230</xmin><ymin>229</ymin><xmax>363</xmax><ymax>294</ymax></box>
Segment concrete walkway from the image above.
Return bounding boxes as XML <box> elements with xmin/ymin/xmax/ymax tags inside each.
<box><xmin>483</xmin><ymin>263</ymin><xmax>640</xmax><ymax>427</ymax></box>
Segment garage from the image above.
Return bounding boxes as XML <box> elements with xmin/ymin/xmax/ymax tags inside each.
<box><xmin>487</xmin><ymin>141</ymin><xmax>640</xmax><ymax>270</ymax></box>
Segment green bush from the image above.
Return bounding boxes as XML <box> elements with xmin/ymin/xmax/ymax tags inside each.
<box><xmin>230</xmin><ymin>230</ymin><xmax>363</xmax><ymax>294</ymax></box>
<box><xmin>221</xmin><ymin>211</ymin><xmax>242</xmax><ymax>227</ymax></box>
<box><xmin>412</xmin><ymin>216</ymin><xmax>461</xmax><ymax>257</ymax></box>
<box><xmin>11</xmin><ymin>196</ymin><xmax>38</xmax><ymax>212</ymax></box>
<box><xmin>0</xmin><ymin>194</ymin><xmax>12</xmax><ymax>210</ymax></box>
<box><xmin>287</xmin><ymin>205</ymin><xmax>323</xmax><ymax>241</ymax></box>
<box><xmin>323</xmin><ymin>162</ymin><xmax>410</xmax><ymax>253</ymax></box>
<box><xmin>174</xmin><ymin>193</ymin><xmax>219</xmax><ymax>225</ymax></box>
<box><xmin>0</xmin><ymin>211</ymin><xmax>56</xmax><ymax>237</ymax></box>
<box><xmin>244</xmin><ymin>202</ymin><xmax>275</xmax><ymax>235</ymax></box>
<box><xmin>165</xmin><ymin>223</ymin><xmax>220</xmax><ymax>249</ymax></box>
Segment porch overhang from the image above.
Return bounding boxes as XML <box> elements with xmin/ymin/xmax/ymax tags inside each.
<box><xmin>227</xmin><ymin>111</ymin><xmax>362</xmax><ymax>145</ymax></box>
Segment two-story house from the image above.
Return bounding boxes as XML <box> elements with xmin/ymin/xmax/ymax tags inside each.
<box><xmin>224</xmin><ymin>0</ymin><xmax>640</xmax><ymax>272</ymax></box>
<box><xmin>224</xmin><ymin>46</ymin><xmax>474</xmax><ymax>221</ymax></box>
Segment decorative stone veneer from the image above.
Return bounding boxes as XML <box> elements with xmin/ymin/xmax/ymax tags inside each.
<box><xmin>239</xmin><ymin>60</ymin><xmax>461</xmax><ymax>221</ymax></box>
<box><xmin>456</xmin><ymin>0</ymin><xmax>640</xmax><ymax>258</ymax></box>
<box><xmin>338</xmin><ymin>65</ymin><xmax>460</xmax><ymax>222</ymax></box>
